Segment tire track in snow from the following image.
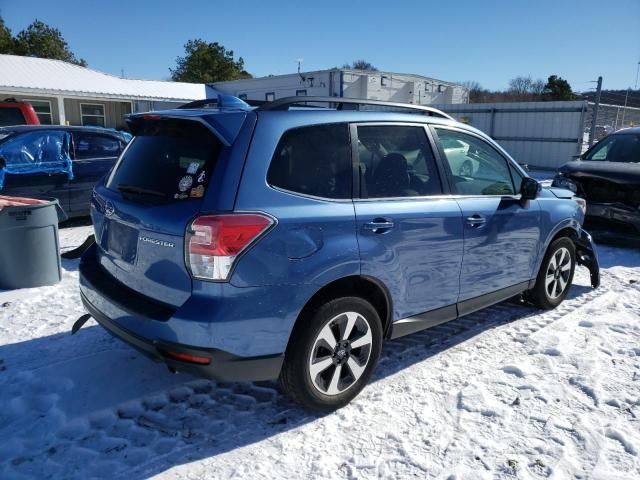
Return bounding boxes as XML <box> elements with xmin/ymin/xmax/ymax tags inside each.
<box><xmin>0</xmin><ymin>268</ymin><xmax>619</xmax><ymax>479</ymax></box>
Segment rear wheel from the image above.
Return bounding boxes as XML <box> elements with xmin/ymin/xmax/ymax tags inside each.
<box><xmin>279</xmin><ymin>297</ymin><xmax>382</xmax><ymax>411</ymax></box>
<box><xmin>527</xmin><ymin>237</ymin><xmax>576</xmax><ymax>309</ymax></box>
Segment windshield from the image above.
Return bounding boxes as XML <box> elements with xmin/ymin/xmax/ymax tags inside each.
<box><xmin>584</xmin><ymin>133</ymin><xmax>640</xmax><ymax>163</ymax></box>
<box><xmin>106</xmin><ymin>119</ymin><xmax>221</xmax><ymax>203</ymax></box>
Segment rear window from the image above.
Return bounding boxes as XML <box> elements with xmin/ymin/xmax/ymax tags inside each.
<box><xmin>106</xmin><ymin>120</ymin><xmax>221</xmax><ymax>202</ymax></box>
<box><xmin>0</xmin><ymin>107</ymin><xmax>26</xmax><ymax>127</ymax></box>
<box><xmin>267</xmin><ymin>123</ymin><xmax>351</xmax><ymax>199</ymax></box>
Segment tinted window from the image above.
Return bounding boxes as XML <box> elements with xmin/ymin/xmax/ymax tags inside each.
<box><xmin>356</xmin><ymin>125</ymin><xmax>442</xmax><ymax>198</ymax></box>
<box><xmin>106</xmin><ymin>120</ymin><xmax>221</xmax><ymax>202</ymax></box>
<box><xmin>267</xmin><ymin>123</ymin><xmax>351</xmax><ymax>199</ymax></box>
<box><xmin>584</xmin><ymin>133</ymin><xmax>640</xmax><ymax>163</ymax></box>
<box><xmin>73</xmin><ymin>133</ymin><xmax>121</xmax><ymax>159</ymax></box>
<box><xmin>0</xmin><ymin>107</ymin><xmax>26</xmax><ymax>127</ymax></box>
<box><xmin>436</xmin><ymin>128</ymin><xmax>516</xmax><ymax>196</ymax></box>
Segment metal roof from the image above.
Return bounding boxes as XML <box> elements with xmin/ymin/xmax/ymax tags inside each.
<box><xmin>0</xmin><ymin>54</ymin><xmax>209</xmax><ymax>102</ymax></box>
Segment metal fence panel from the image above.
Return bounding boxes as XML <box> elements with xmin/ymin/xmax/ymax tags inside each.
<box><xmin>433</xmin><ymin>101</ymin><xmax>586</xmax><ymax>169</ymax></box>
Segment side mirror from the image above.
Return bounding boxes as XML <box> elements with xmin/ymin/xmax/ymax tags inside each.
<box><xmin>520</xmin><ymin>177</ymin><xmax>540</xmax><ymax>200</ymax></box>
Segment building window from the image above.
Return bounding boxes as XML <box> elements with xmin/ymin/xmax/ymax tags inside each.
<box><xmin>265</xmin><ymin>92</ymin><xmax>275</xmax><ymax>102</ymax></box>
<box><xmin>438</xmin><ymin>84</ymin><xmax>445</xmax><ymax>93</ymax></box>
<box><xmin>296</xmin><ymin>89</ymin><xmax>307</xmax><ymax>96</ymax></box>
<box><xmin>238</xmin><ymin>94</ymin><xmax>248</xmax><ymax>100</ymax></box>
<box><xmin>25</xmin><ymin>99</ymin><xmax>53</xmax><ymax>125</ymax></box>
<box><xmin>80</xmin><ymin>103</ymin><xmax>106</xmax><ymax>127</ymax></box>
<box><xmin>381</xmin><ymin>76</ymin><xmax>388</xmax><ymax>87</ymax></box>
<box><xmin>425</xmin><ymin>82</ymin><xmax>432</xmax><ymax>92</ymax></box>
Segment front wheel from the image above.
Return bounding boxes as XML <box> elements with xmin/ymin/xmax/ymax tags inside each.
<box><xmin>527</xmin><ymin>237</ymin><xmax>576</xmax><ymax>309</ymax></box>
<box><xmin>278</xmin><ymin>297</ymin><xmax>383</xmax><ymax>411</ymax></box>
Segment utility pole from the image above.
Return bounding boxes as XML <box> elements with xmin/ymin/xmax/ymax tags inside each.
<box><xmin>620</xmin><ymin>62</ymin><xmax>639</xmax><ymax>129</ymax></box>
<box><xmin>589</xmin><ymin>76</ymin><xmax>602</xmax><ymax>147</ymax></box>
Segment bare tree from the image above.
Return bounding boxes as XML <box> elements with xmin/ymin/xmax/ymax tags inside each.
<box><xmin>508</xmin><ymin>76</ymin><xmax>533</xmax><ymax>96</ymax></box>
<box><xmin>531</xmin><ymin>79</ymin><xmax>545</xmax><ymax>97</ymax></box>
<box><xmin>462</xmin><ymin>80</ymin><xmax>489</xmax><ymax>103</ymax></box>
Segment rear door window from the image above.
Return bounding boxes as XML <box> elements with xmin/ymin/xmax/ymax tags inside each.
<box><xmin>267</xmin><ymin>123</ymin><xmax>352</xmax><ymax>199</ymax></box>
<box><xmin>73</xmin><ymin>132</ymin><xmax>122</xmax><ymax>159</ymax></box>
<box><xmin>356</xmin><ymin>125</ymin><xmax>442</xmax><ymax>198</ymax></box>
<box><xmin>106</xmin><ymin>120</ymin><xmax>221</xmax><ymax>202</ymax></box>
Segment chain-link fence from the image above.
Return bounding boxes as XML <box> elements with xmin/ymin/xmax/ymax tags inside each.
<box><xmin>581</xmin><ymin>102</ymin><xmax>640</xmax><ymax>152</ymax></box>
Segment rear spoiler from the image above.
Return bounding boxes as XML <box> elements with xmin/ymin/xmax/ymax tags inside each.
<box><xmin>125</xmin><ymin>111</ymin><xmax>250</xmax><ymax>147</ymax></box>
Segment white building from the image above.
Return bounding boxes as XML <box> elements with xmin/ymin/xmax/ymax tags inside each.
<box><xmin>212</xmin><ymin>68</ymin><xmax>468</xmax><ymax>105</ymax></box>
<box><xmin>0</xmin><ymin>54</ymin><xmax>212</xmax><ymax>129</ymax></box>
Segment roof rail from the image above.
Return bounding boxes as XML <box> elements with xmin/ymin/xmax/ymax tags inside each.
<box><xmin>257</xmin><ymin>96</ymin><xmax>454</xmax><ymax>120</ymax></box>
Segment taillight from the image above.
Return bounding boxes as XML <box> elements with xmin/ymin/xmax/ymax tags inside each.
<box><xmin>186</xmin><ymin>214</ymin><xmax>273</xmax><ymax>281</ymax></box>
<box><xmin>163</xmin><ymin>350</ymin><xmax>211</xmax><ymax>365</ymax></box>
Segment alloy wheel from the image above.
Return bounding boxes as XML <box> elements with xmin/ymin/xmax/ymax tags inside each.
<box><xmin>308</xmin><ymin>311</ymin><xmax>373</xmax><ymax>396</ymax></box>
<box><xmin>545</xmin><ymin>247</ymin><xmax>572</xmax><ymax>299</ymax></box>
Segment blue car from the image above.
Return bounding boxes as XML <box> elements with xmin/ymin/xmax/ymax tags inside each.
<box><xmin>78</xmin><ymin>96</ymin><xmax>600</xmax><ymax>411</ymax></box>
<box><xmin>0</xmin><ymin>125</ymin><xmax>130</xmax><ymax>218</ymax></box>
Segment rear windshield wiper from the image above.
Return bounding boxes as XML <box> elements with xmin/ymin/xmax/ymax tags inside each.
<box><xmin>117</xmin><ymin>184</ymin><xmax>166</xmax><ymax>198</ymax></box>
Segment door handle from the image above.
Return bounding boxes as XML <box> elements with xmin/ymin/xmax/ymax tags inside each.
<box><xmin>363</xmin><ymin>218</ymin><xmax>395</xmax><ymax>233</ymax></box>
<box><xmin>466</xmin><ymin>214</ymin><xmax>487</xmax><ymax>227</ymax></box>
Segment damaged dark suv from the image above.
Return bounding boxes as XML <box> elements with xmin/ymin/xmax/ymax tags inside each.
<box><xmin>553</xmin><ymin>127</ymin><xmax>640</xmax><ymax>239</ymax></box>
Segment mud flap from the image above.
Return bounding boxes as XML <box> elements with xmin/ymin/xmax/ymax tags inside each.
<box><xmin>575</xmin><ymin>230</ymin><xmax>600</xmax><ymax>289</ymax></box>
<box><xmin>61</xmin><ymin>235</ymin><xmax>95</xmax><ymax>259</ymax></box>
<box><xmin>71</xmin><ymin>313</ymin><xmax>92</xmax><ymax>334</ymax></box>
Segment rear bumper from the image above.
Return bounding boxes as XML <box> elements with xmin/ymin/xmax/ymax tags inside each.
<box><xmin>79</xmin><ymin>245</ymin><xmax>285</xmax><ymax>382</ymax></box>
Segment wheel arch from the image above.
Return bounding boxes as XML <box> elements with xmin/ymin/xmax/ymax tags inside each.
<box><xmin>285</xmin><ymin>275</ymin><xmax>393</xmax><ymax>354</ymax></box>
<box><xmin>534</xmin><ymin>219</ymin><xmax>581</xmax><ymax>281</ymax></box>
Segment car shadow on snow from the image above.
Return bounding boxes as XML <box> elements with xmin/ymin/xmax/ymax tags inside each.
<box><xmin>0</xmin><ymin>283</ymin><xmax>595</xmax><ymax>479</ymax></box>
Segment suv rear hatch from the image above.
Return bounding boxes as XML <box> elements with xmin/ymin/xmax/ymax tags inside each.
<box><xmin>91</xmin><ymin>116</ymin><xmax>234</xmax><ymax>308</ymax></box>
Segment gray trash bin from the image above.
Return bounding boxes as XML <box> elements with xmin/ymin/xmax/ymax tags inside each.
<box><xmin>0</xmin><ymin>197</ymin><xmax>64</xmax><ymax>290</ymax></box>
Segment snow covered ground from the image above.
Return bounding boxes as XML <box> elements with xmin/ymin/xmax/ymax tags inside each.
<box><xmin>1</xmin><ymin>226</ymin><xmax>639</xmax><ymax>480</ymax></box>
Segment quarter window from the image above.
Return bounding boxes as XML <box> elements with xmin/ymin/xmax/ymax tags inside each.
<box><xmin>73</xmin><ymin>133</ymin><xmax>122</xmax><ymax>159</ymax></box>
<box><xmin>435</xmin><ymin>128</ymin><xmax>516</xmax><ymax>196</ymax></box>
<box><xmin>80</xmin><ymin>103</ymin><xmax>106</xmax><ymax>127</ymax></box>
<box><xmin>26</xmin><ymin>100</ymin><xmax>53</xmax><ymax>124</ymax></box>
<box><xmin>267</xmin><ymin>124</ymin><xmax>351</xmax><ymax>199</ymax></box>
<box><xmin>356</xmin><ymin>125</ymin><xmax>442</xmax><ymax>198</ymax></box>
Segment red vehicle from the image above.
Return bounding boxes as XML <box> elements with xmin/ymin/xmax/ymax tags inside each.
<box><xmin>0</xmin><ymin>100</ymin><xmax>40</xmax><ymax>127</ymax></box>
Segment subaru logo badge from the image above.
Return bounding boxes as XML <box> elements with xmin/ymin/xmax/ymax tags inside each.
<box><xmin>105</xmin><ymin>201</ymin><xmax>115</xmax><ymax>217</ymax></box>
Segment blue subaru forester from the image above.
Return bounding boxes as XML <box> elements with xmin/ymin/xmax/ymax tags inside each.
<box><xmin>78</xmin><ymin>96</ymin><xmax>600</xmax><ymax>411</ymax></box>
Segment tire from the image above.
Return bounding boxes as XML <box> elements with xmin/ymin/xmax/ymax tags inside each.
<box><xmin>527</xmin><ymin>237</ymin><xmax>576</xmax><ymax>309</ymax></box>
<box><xmin>278</xmin><ymin>297</ymin><xmax>383</xmax><ymax>411</ymax></box>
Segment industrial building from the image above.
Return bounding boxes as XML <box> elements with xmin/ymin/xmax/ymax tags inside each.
<box><xmin>212</xmin><ymin>68</ymin><xmax>469</xmax><ymax>105</ymax></box>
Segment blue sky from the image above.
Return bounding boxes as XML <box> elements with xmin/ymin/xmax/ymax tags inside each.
<box><xmin>2</xmin><ymin>0</ymin><xmax>639</xmax><ymax>91</ymax></box>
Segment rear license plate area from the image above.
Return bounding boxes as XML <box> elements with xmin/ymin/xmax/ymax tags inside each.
<box><xmin>106</xmin><ymin>220</ymin><xmax>138</xmax><ymax>263</ymax></box>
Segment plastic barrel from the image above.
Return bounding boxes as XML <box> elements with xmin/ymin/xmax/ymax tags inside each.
<box><xmin>0</xmin><ymin>197</ymin><xmax>63</xmax><ymax>289</ymax></box>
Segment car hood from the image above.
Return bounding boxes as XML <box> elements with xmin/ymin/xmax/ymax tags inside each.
<box><xmin>545</xmin><ymin>187</ymin><xmax>575</xmax><ymax>199</ymax></box>
<box><xmin>559</xmin><ymin>160</ymin><xmax>640</xmax><ymax>184</ymax></box>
